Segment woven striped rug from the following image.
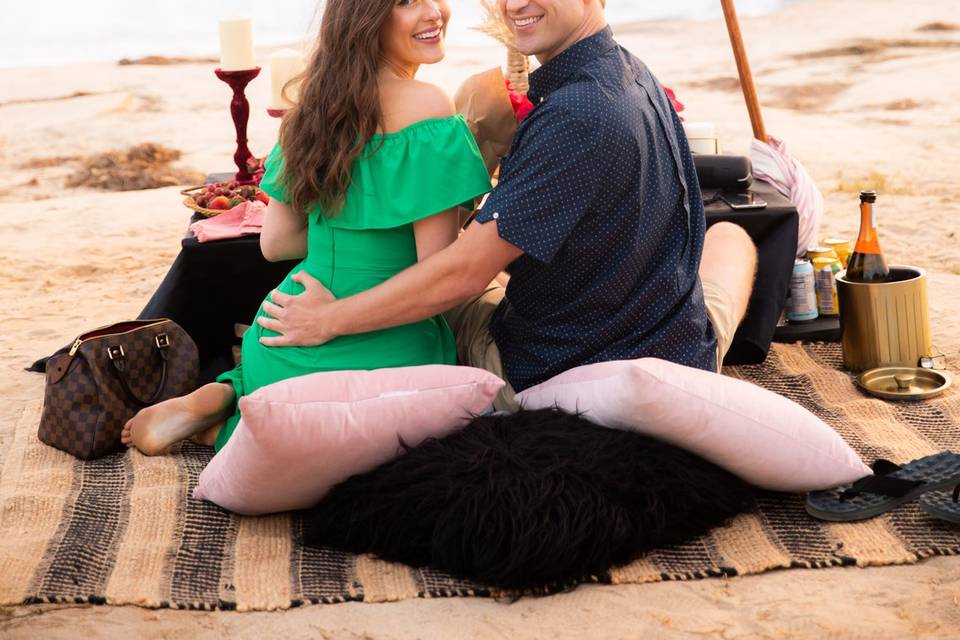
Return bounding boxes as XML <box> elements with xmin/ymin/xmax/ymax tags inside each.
<box><xmin>1</xmin><ymin>343</ymin><xmax>958</xmax><ymax>611</ymax></box>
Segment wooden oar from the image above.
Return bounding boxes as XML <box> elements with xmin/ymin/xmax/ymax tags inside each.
<box><xmin>720</xmin><ymin>0</ymin><xmax>768</xmax><ymax>142</ymax></box>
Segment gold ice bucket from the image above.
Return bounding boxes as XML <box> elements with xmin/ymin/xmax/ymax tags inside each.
<box><xmin>837</xmin><ymin>265</ymin><xmax>933</xmax><ymax>372</ymax></box>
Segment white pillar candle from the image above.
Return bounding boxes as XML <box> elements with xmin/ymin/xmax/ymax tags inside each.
<box><xmin>218</xmin><ymin>18</ymin><xmax>257</xmax><ymax>71</ymax></box>
<box><xmin>269</xmin><ymin>49</ymin><xmax>306</xmax><ymax>110</ymax></box>
<box><xmin>683</xmin><ymin>121</ymin><xmax>720</xmax><ymax>155</ymax></box>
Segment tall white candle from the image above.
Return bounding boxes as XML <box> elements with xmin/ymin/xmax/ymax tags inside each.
<box><xmin>218</xmin><ymin>18</ymin><xmax>257</xmax><ymax>71</ymax></box>
<box><xmin>269</xmin><ymin>49</ymin><xmax>306</xmax><ymax>110</ymax></box>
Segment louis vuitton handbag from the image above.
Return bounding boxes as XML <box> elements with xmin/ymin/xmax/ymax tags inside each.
<box><xmin>39</xmin><ymin>319</ymin><xmax>199</xmax><ymax>459</ymax></box>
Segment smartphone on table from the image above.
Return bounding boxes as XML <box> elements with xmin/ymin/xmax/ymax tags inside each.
<box><xmin>720</xmin><ymin>191</ymin><xmax>767</xmax><ymax>210</ymax></box>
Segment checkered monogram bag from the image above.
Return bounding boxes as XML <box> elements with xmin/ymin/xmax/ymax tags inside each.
<box><xmin>39</xmin><ymin>319</ymin><xmax>199</xmax><ymax>459</ymax></box>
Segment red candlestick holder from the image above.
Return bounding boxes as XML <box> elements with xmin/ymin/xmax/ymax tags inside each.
<box><xmin>215</xmin><ymin>67</ymin><xmax>261</xmax><ymax>183</ymax></box>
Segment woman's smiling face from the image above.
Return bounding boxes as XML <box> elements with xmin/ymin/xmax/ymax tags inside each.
<box><xmin>381</xmin><ymin>0</ymin><xmax>451</xmax><ymax>72</ymax></box>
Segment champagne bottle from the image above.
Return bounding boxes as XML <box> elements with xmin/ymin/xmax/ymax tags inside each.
<box><xmin>846</xmin><ymin>190</ymin><xmax>890</xmax><ymax>282</ymax></box>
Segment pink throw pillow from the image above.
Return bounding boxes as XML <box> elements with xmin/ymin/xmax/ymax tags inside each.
<box><xmin>515</xmin><ymin>358</ymin><xmax>870</xmax><ymax>492</ymax></box>
<box><xmin>194</xmin><ymin>365</ymin><xmax>505</xmax><ymax>515</ymax></box>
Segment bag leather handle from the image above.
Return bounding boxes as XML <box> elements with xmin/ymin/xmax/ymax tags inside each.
<box><xmin>107</xmin><ymin>334</ymin><xmax>171</xmax><ymax>407</ymax></box>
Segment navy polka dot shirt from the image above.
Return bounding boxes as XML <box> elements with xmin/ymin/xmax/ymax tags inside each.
<box><xmin>475</xmin><ymin>27</ymin><xmax>717</xmax><ymax>392</ymax></box>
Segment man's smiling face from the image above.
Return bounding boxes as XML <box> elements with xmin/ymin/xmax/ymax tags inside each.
<box><xmin>499</xmin><ymin>0</ymin><xmax>590</xmax><ymax>63</ymax></box>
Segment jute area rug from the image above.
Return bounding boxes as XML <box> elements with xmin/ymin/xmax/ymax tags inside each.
<box><xmin>1</xmin><ymin>343</ymin><xmax>958</xmax><ymax>611</ymax></box>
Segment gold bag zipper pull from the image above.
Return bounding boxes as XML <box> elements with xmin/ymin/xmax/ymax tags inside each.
<box><xmin>68</xmin><ymin>338</ymin><xmax>83</xmax><ymax>357</ymax></box>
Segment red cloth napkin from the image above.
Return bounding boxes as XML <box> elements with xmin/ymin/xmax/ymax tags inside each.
<box><xmin>190</xmin><ymin>200</ymin><xmax>266</xmax><ymax>243</ymax></box>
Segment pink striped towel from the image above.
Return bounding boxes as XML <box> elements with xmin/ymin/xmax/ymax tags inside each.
<box><xmin>750</xmin><ymin>136</ymin><xmax>824</xmax><ymax>258</ymax></box>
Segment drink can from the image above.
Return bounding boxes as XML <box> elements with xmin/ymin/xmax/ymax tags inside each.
<box><xmin>787</xmin><ymin>259</ymin><xmax>818</xmax><ymax>322</ymax></box>
<box><xmin>807</xmin><ymin>246</ymin><xmax>839</xmax><ymax>262</ymax></box>
<box><xmin>823</xmin><ymin>238</ymin><xmax>852</xmax><ymax>268</ymax></box>
<box><xmin>813</xmin><ymin>257</ymin><xmax>842</xmax><ymax>317</ymax></box>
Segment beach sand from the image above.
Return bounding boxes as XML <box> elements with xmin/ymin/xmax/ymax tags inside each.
<box><xmin>2</xmin><ymin>0</ymin><xmax>959</xmax><ymax>636</ymax></box>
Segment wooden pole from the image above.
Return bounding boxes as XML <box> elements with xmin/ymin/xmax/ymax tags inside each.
<box><xmin>720</xmin><ymin>0</ymin><xmax>768</xmax><ymax>142</ymax></box>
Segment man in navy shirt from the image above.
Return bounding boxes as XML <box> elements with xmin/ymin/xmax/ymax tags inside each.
<box><xmin>259</xmin><ymin>0</ymin><xmax>757</xmax><ymax>411</ymax></box>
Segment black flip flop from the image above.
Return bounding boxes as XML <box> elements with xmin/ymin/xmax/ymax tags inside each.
<box><xmin>919</xmin><ymin>485</ymin><xmax>960</xmax><ymax>524</ymax></box>
<box><xmin>806</xmin><ymin>452</ymin><xmax>960</xmax><ymax>522</ymax></box>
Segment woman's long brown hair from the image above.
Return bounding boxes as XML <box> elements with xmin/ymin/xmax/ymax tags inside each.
<box><xmin>278</xmin><ymin>0</ymin><xmax>394</xmax><ymax>217</ymax></box>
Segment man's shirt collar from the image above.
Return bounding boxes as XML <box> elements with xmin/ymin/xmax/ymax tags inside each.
<box><xmin>527</xmin><ymin>26</ymin><xmax>617</xmax><ymax>104</ymax></box>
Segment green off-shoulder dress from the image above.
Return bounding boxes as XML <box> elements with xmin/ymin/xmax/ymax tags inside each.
<box><xmin>214</xmin><ymin>115</ymin><xmax>492</xmax><ymax>451</ymax></box>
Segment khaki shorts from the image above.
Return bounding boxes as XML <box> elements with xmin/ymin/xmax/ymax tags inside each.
<box><xmin>700</xmin><ymin>275</ymin><xmax>740</xmax><ymax>373</ymax></box>
<box><xmin>444</xmin><ymin>278</ymin><xmax>739</xmax><ymax>410</ymax></box>
<box><xmin>444</xmin><ymin>284</ymin><xmax>519</xmax><ymax>413</ymax></box>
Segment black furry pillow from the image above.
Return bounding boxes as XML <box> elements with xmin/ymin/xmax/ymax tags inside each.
<box><xmin>303</xmin><ymin>408</ymin><xmax>755</xmax><ymax>590</ymax></box>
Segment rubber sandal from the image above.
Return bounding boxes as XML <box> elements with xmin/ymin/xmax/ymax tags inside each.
<box><xmin>805</xmin><ymin>451</ymin><xmax>960</xmax><ymax>522</ymax></box>
<box><xmin>919</xmin><ymin>485</ymin><xmax>960</xmax><ymax>524</ymax></box>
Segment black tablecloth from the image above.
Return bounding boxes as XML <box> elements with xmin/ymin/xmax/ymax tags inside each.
<box><xmin>139</xmin><ymin>232</ymin><xmax>297</xmax><ymax>383</ymax></box>
<box><xmin>138</xmin><ymin>180</ymin><xmax>797</xmax><ymax>383</ymax></box>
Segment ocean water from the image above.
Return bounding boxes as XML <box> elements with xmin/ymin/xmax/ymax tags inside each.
<box><xmin>2</xmin><ymin>0</ymin><xmax>799</xmax><ymax>69</ymax></box>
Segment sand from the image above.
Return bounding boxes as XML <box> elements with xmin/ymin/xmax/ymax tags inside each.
<box><xmin>1</xmin><ymin>0</ymin><xmax>959</xmax><ymax>636</ymax></box>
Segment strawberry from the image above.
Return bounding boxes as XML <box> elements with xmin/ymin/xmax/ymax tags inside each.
<box><xmin>254</xmin><ymin>191</ymin><xmax>270</xmax><ymax>205</ymax></box>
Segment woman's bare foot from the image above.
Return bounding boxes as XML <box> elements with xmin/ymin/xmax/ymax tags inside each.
<box><xmin>121</xmin><ymin>383</ymin><xmax>234</xmax><ymax>456</ymax></box>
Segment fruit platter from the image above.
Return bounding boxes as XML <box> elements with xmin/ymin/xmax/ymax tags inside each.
<box><xmin>181</xmin><ymin>180</ymin><xmax>270</xmax><ymax>217</ymax></box>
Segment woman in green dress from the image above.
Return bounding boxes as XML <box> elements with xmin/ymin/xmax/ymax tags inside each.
<box><xmin>121</xmin><ymin>0</ymin><xmax>490</xmax><ymax>456</ymax></box>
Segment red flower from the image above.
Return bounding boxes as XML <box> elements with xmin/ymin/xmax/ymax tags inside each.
<box><xmin>505</xmin><ymin>78</ymin><xmax>535</xmax><ymax>122</ymax></box>
<box><xmin>246</xmin><ymin>155</ymin><xmax>266</xmax><ymax>185</ymax></box>
<box><xmin>663</xmin><ymin>86</ymin><xmax>685</xmax><ymax>121</ymax></box>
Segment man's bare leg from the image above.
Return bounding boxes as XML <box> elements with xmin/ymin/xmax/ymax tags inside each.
<box><xmin>120</xmin><ymin>382</ymin><xmax>235</xmax><ymax>456</ymax></box>
<box><xmin>700</xmin><ymin>222</ymin><xmax>758</xmax><ymax>327</ymax></box>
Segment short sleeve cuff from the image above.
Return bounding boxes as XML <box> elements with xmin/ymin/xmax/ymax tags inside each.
<box><xmin>475</xmin><ymin>194</ymin><xmax>555</xmax><ymax>264</ymax></box>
